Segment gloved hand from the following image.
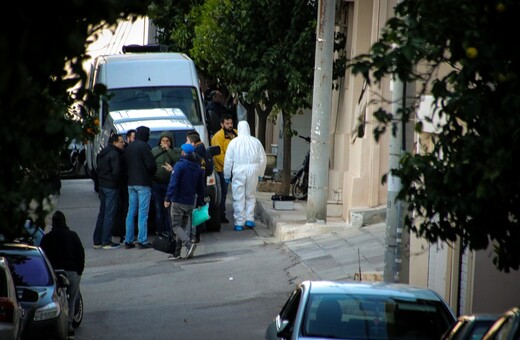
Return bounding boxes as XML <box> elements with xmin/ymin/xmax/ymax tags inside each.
<box><xmin>224</xmin><ymin>178</ymin><xmax>231</xmax><ymax>184</ymax></box>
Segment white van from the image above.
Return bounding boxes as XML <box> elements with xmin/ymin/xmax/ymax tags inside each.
<box><xmin>85</xmin><ymin>47</ymin><xmax>222</xmax><ymax>231</ymax></box>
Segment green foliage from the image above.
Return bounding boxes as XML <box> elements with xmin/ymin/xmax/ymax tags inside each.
<box><xmin>190</xmin><ymin>0</ymin><xmax>317</xmax><ymax>114</ymax></box>
<box><xmin>349</xmin><ymin>0</ymin><xmax>520</xmax><ymax>272</ymax></box>
<box><xmin>0</xmin><ymin>1</ymin><xmax>149</xmax><ymax>240</ymax></box>
<box><xmin>148</xmin><ymin>0</ymin><xmax>205</xmax><ymax>53</ymax></box>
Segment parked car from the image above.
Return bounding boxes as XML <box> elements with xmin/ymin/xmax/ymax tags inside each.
<box><xmin>483</xmin><ymin>306</ymin><xmax>520</xmax><ymax>340</ymax></box>
<box><xmin>265</xmin><ymin>280</ymin><xmax>456</xmax><ymax>340</ymax></box>
<box><xmin>442</xmin><ymin>313</ymin><xmax>498</xmax><ymax>340</ymax></box>
<box><xmin>0</xmin><ymin>256</ymin><xmax>25</xmax><ymax>340</ymax></box>
<box><xmin>0</xmin><ymin>243</ymin><xmax>70</xmax><ymax>340</ymax></box>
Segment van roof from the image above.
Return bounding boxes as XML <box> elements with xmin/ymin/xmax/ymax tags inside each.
<box><xmin>96</xmin><ymin>52</ymin><xmax>191</xmax><ymax>63</ymax></box>
<box><xmin>93</xmin><ymin>53</ymin><xmax>199</xmax><ymax>89</ymax></box>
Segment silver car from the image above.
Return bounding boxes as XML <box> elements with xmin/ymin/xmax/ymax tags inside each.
<box><xmin>265</xmin><ymin>280</ymin><xmax>456</xmax><ymax>340</ymax></box>
<box><xmin>0</xmin><ymin>256</ymin><xmax>24</xmax><ymax>340</ymax></box>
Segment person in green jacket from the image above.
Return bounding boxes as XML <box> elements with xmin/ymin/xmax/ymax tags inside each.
<box><xmin>151</xmin><ymin>131</ymin><xmax>181</xmax><ymax>235</ymax></box>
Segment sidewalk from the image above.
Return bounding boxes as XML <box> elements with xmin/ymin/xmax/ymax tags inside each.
<box><xmin>253</xmin><ymin>192</ymin><xmax>386</xmax><ymax>282</ymax></box>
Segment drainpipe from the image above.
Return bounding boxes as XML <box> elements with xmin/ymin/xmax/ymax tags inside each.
<box><xmin>307</xmin><ymin>0</ymin><xmax>336</xmax><ymax>223</ymax></box>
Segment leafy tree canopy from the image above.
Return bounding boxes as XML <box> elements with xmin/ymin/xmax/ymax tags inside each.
<box><xmin>349</xmin><ymin>0</ymin><xmax>520</xmax><ymax>272</ymax></box>
<box><xmin>0</xmin><ymin>1</ymin><xmax>149</xmax><ymax>239</ymax></box>
<box><xmin>191</xmin><ymin>0</ymin><xmax>317</xmax><ymax>115</ymax></box>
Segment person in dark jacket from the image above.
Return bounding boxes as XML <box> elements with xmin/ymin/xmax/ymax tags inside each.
<box><xmin>40</xmin><ymin>211</ymin><xmax>85</xmax><ymax>339</ymax></box>
<box><xmin>93</xmin><ymin>134</ymin><xmax>124</xmax><ymax>249</ymax></box>
<box><xmin>113</xmin><ymin>129</ymin><xmax>136</xmax><ymax>243</ymax></box>
<box><xmin>164</xmin><ymin>143</ymin><xmax>205</xmax><ymax>260</ymax></box>
<box><xmin>124</xmin><ymin>126</ymin><xmax>157</xmax><ymax>249</ymax></box>
<box><xmin>205</xmin><ymin>90</ymin><xmax>237</xmax><ymax>138</ymax></box>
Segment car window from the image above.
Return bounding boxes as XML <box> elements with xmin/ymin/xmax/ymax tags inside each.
<box><xmin>3</xmin><ymin>254</ymin><xmax>52</xmax><ymax>286</ymax></box>
<box><xmin>491</xmin><ymin>314</ymin><xmax>516</xmax><ymax>339</ymax></box>
<box><xmin>0</xmin><ymin>267</ymin><xmax>7</xmax><ymax>296</ymax></box>
<box><xmin>302</xmin><ymin>294</ymin><xmax>454</xmax><ymax>340</ymax></box>
<box><xmin>469</xmin><ymin>321</ymin><xmax>495</xmax><ymax>339</ymax></box>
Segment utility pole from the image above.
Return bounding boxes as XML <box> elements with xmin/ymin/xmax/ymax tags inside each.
<box><xmin>383</xmin><ymin>77</ymin><xmax>405</xmax><ymax>282</ymax></box>
<box><xmin>307</xmin><ymin>0</ymin><xmax>335</xmax><ymax>223</ymax></box>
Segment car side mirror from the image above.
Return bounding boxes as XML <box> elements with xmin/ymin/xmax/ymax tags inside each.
<box><xmin>54</xmin><ymin>269</ymin><xmax>70</xmax><ymax>288</ymax></box>
<box><xmin>208</xmin><ymin>145</ymin><xmax>221</xmax><ymax>156</ymax></box>
<box><xmin>276</xmin><ymin>318</ymin><xmax>292</xmax><ymax>338</ymax></box>
<box><xmin>19</xmin><ymin>288</ymin><xmax>39</xmax><ymax>303</ymax></box>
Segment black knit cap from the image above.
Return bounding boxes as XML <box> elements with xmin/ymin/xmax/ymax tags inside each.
<box><xmin>135</xmin><ymin>126</ymin><xmax>150</xmax><ymax>142</ymax></box>
<box><xmin>51</xmin><ymin>210</ymin><xmax>67</xmax><ymax>229</ymax></box>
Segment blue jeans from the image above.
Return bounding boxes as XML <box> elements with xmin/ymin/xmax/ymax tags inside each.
<box><xmin>125</xmin><ymin>185</ymin><xmax>152</xmax><ymax>244</ymax></box>
<box><xmin>152</xmin><ymin>182</ymin><xmax>171</xmax><ymax>235</ymax></box>
<box><xmin>94</xmin><ymin>186</ymin><xmax>119</xmax><ymax>245</ymax></box>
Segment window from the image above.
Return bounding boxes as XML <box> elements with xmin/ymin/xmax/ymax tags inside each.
<box><xmin>107</xmin><ymin>87</ymin><xmax>203</xmax><ymax>125</ymax></box>
<box><xmin>4</xmin><ymin>254</ymin><xmax>52</xmax><ymax>287</ymax></box>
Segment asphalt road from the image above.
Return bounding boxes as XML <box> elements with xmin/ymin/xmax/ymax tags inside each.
<box><xmin>56</xmin><ymin>179</ymin><xmax>315</xmax><ymax>340</ymax></box>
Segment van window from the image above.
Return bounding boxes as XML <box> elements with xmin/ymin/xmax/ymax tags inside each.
<box><xmin>107</xmin><ymin>87</ymin><xmax>203</xmax><ymax>125</ymax></box>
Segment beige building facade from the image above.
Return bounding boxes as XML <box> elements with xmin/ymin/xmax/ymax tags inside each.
<box><xmin>322</xmin><ymin>0</ymin><xmax>520</xmax><ymax>316</ymax></box>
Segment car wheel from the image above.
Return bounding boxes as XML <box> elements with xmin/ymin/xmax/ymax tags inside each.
<box><xmin>72</xmin><ymin>291</ymin><xmax>83</xmax><ymax>328</ymax></box>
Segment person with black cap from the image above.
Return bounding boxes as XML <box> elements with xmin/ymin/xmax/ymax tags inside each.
<box><xmin>40</xmin><ymin>210</ymin><xmax>85</xmax><ymax>340</ymax></box>
<box><xmin>164</xmin><ymin>143</ymin><xmax>205</xmax><ymax>260</ymax></box>
<box><xmin>123</xmin><ymin>126</ymin><xmax>157</xmax><ymax>249</ymax></box>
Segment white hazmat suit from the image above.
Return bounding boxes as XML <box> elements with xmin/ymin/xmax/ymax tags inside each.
<box><xmin>224</xmin><ymin>121</ymin><xmax>267</xmax><ymax>229</ymax></box>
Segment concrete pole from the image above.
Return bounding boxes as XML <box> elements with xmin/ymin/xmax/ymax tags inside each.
<box><xmin>307</xmin><ymin>0</ymin><xmax>335</xmax><ymax>223</ymax></box>
<box><xmin>383</xmin><ymin>77</ymin><xmax>404</xmax><ymax>282</ymax></box>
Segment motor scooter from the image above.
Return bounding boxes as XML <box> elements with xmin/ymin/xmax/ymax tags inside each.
<box><xmin>291</xmin><ymin>135</ymin><xmax>310</xmax><ymax>200</ymax></box>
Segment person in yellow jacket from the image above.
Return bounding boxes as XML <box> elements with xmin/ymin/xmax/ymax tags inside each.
<box><xmin>210</xmin><ymin>113</ymin><xmax>237</xmax><ymax>224</ymax></box>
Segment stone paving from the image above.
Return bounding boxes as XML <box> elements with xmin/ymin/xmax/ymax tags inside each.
<box><xmin>254</xmin><ymin>192</ymin><xmax>386</xmax><ymax>281</ymax></box>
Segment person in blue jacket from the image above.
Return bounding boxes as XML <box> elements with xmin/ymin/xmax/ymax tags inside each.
<box><xmin>164</xmin><ymin>143</ymin><xmax>205</xmax><ymax>260</ymax></box>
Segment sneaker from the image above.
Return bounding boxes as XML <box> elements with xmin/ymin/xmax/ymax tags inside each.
<box><xmin>234</xmin><ymin>225</ymin><xmax>243</xmax><ymax>231</ymax></box>
<box><xmin>93</xmin><ymin>244</ymin><xmax>102</xmax><ymax>249</ymax></box>
<box><xmin>138</xmin><ymin>242</ymin><xmax>152</xmax><ymax>249</ymax></box>
<box><xmin>102</xmin><ymin>243</ymin><xmax>121</xmax><ymax>249</ymax></box>
<box><xmin>221</xmin><ymin>216</ymin><xmax>230</xmax><ymax>223</ymax></box>
<box><xmin>185</xmin><ymin>243</ymin><xmax>197</xmax><ymax>259</ymax></box>
<box><xmin>168</xmin><ymin>253</ymin><xmax>182</xmax><ymax>260</ymax></box>
<box><xmin>68</xmin><ymin>330</ymin><xmax>75</xmax><ymax>339</ymax></box>
<box><xmin>245</xmin><ymin>221</ymin><xmax>256</xmax><ymax>228</ymax></box>
<box><xmin>124</xmin><ymin>242</ymin><xmax>135</xmax><ymax>249</ymax></box>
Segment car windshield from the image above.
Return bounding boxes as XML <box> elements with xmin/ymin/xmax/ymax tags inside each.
<box><xmin>3</xmin><ymin>254</ymin><xmax>52</xmax><ymax>286</ymax></box>
<box><xmin>302</xmin><ymin>293</ymin><xmax>454</xmax><ymax>340</ymax></box>
<box><xmin>107</xmin><ymin>86</ymin><xmax>203</xmax><ymax>125</ymax></box>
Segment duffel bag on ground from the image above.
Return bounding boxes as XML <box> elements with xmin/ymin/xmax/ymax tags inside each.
<box><xmin>152</xmin><ymin>233</ymin><xmax>176</xmax><ymax>254</ymax></box>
